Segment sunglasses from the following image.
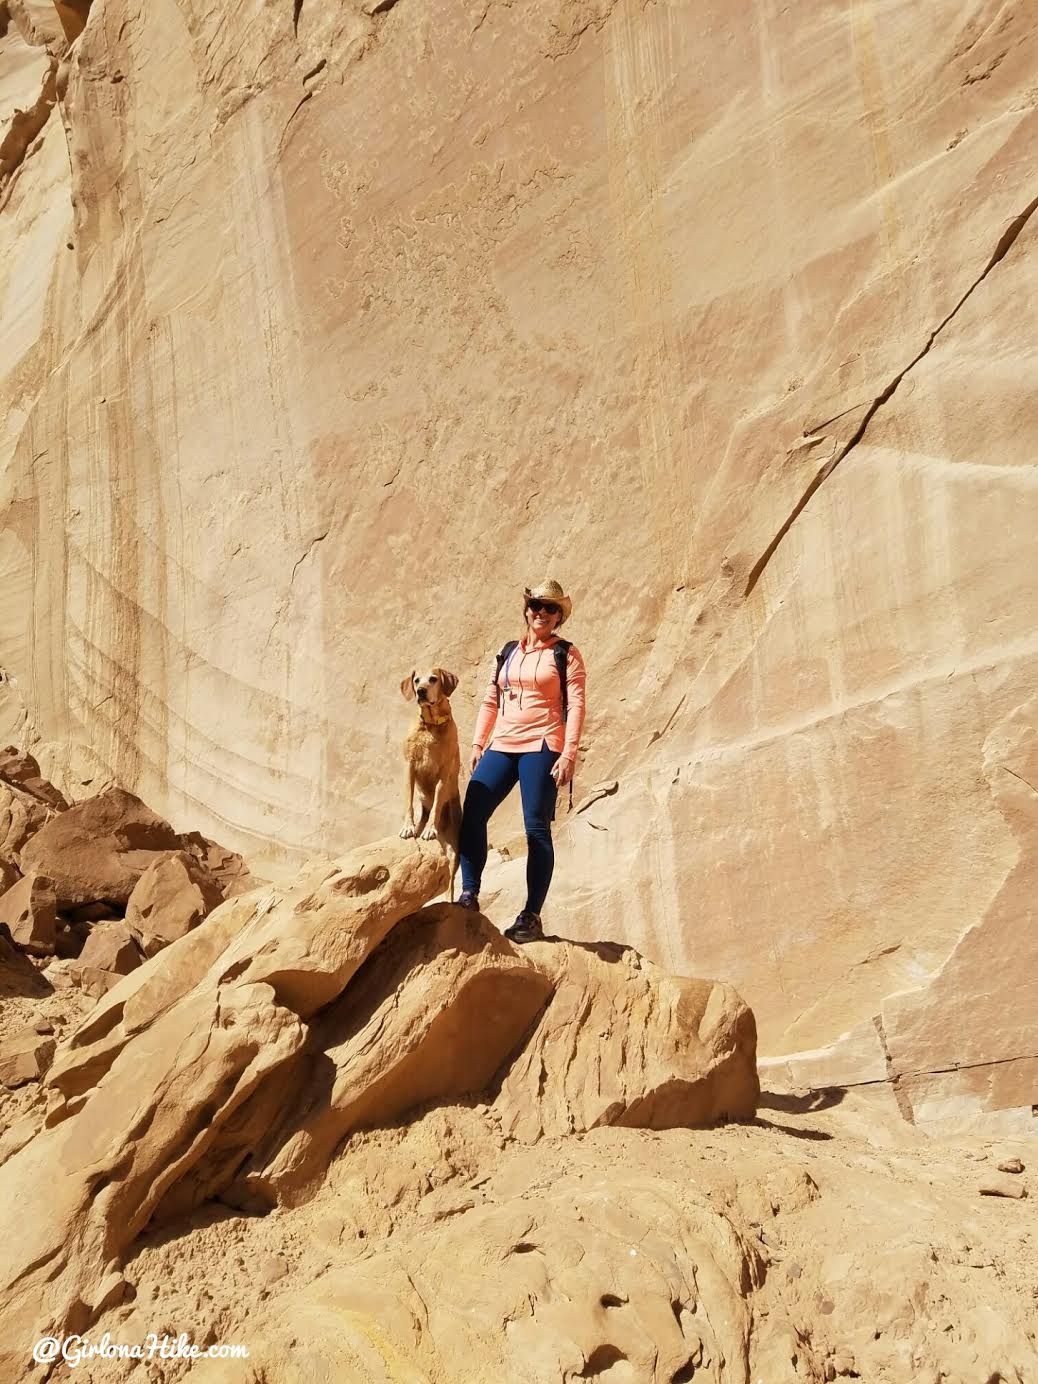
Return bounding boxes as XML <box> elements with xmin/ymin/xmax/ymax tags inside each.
<box><xmin>527</xmin><ymin>599</ymin><xmax>561</xmax><ymax>616</ymax></box>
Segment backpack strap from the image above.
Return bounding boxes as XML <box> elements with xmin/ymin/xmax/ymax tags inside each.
<box><xmin>494</xmin><ymin>640</ymin><xmax>520</xmax><ymax>711</ymax></box>
<box><xmin>552</xmin><ymin>638</ymin><xmax>572</xmax><ymax>724</ymax></box>
<box><xmin>552</xmin><ymin>639</ymin><xmax>574</xmax><ymax>812</ymax></box>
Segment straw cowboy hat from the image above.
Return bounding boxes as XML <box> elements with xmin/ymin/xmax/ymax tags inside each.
<box><xmin>523</xmin><ymin>579</ymin><xmax>572</xmax><ymax>626</ymax></box>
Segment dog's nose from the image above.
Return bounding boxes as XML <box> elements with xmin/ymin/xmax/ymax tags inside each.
<box><xmin>417</xmin><ymin>689</ymin><xmax>427</xmax><ymax>700</ymax></box>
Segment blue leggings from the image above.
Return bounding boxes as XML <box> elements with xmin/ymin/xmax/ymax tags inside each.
<box><xmin>458</xmin><ymin>739</ymin><xmax>561</xmax><ymax>915</ymax></box>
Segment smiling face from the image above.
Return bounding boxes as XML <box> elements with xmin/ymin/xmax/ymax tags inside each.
<box><xmin>525</xmin><ymin>601</ymin><xmax>562</xmax><ymax>641</ymax></box>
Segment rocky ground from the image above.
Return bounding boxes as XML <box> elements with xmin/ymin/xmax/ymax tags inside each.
<box><xmin>1</xmin><ymin>811</ymin><xmax>1034</xmax><ymax>1383</ymax></box>
<box><xmin>9</xmin><ymin>1073</ymin><xmax>1036</xmax><ymax>1384</ymax></box>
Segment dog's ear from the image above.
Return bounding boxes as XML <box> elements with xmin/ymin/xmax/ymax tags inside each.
<box><xmin>437</xmin><ymin>669</ymin><xmax>459</xmax><ymax>697</ymax></box>
<box><xmin>400</xmin><ymin>672</ymin><xmax>416</xmax><ymax>701</ymax></box>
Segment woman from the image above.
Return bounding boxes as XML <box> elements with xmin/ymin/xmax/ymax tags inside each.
<box><xmin>456</xmin><ymin>580</ymin><xmax>587</xmax><ymax>942</ymax></box>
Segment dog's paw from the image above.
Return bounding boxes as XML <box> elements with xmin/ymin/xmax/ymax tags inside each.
<box><xmin>419</xmin><ymin>825</ymin><xmax>439</xmax><ymax>841</ymax></box>
<box><xmin>399</xmin><ymin>823</ymin><xmax>416</xmax><ymax>839</ymax></box>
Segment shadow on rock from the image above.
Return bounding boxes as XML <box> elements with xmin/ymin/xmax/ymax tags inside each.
<box><xmin>751</xmin><ymin>1116</ymin><xmax>834</xmax><ymax>1142</ymax></box>
<box><xmin>757</xmin><ymin>1085</ymin><xmax>846</xmax><ymax>1114</ymax></box>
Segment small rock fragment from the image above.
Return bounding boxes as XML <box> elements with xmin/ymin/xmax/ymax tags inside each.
<box><xmin>86</xmin><ymin>1271</ymin><xmax>129</xmax><ymax>1313</ymax></box>
<box><xmin>43</xmin><ymin>958</ymin><xmax>81</xmax><ymax>990</ymax></box>
<box><xmin>979</xmin><ymin>1177</ymin><xmax>1027</xmax><ymax>1199</ymax></box>
<box><xmin>0</xmin><ymin>1029</ymin><xmax>56</xmax><ymax>1088</ymax></box>
<box><xmin>0</xmin><ymin>747</ymin><xmax>68</xmax><ymax>810</ymax></box>
<box><xmin>74</xmin><ymin>965</ymin><xmax>124</xmax><ymax>999</ymax></box>
<box><xmin>996</xmin><ymin>1157</ymin><xmax>1024</xmax><ymax>1175</ymax></box>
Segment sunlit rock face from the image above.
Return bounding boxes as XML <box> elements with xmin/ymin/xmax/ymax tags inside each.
<box><xmin>1</xmin><ymin>0</ymin><xmax>1035</xmax><ymax>1113</ymax></box>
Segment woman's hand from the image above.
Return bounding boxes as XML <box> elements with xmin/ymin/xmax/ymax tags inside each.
<box><xmin>470</xmin><ymin>746</ymin><xmax>483</xmax><ymax>772</ymax></box>
<box><xmin>551</xmin><ymin>755</ymin><xmax>574</xmax><ymax>788</ymax></box>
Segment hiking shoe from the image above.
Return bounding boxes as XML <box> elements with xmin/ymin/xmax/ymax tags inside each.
<box><xmin>456</xmin><ymin>890</ymin><xmax>480</xmax><ymax>912</ymax></box>
<box><xmin>505</xmin><ymin>910</ymin><xmax>543</xmax><ymax>944</ymax></box>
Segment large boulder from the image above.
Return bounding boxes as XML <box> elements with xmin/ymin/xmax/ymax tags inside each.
<box><xmin>223</xmin><ymin>905</ymin><xmax>554</xmax><ymax>1211</ymax></box>
<box><xmin>18</xmin><ymin>787</ymin><xmax>180</xmax><ymax>907</ymax></box>
<box><xmin>0</xmin><ymin>871</ymin><xmax>57</xmax><ymax>955</ymax></box>
<box><xmin>125</xmin><ymin>850</ymin><xmax>224</xmax><ymax>957</ymax></box>
<box><xmin>495</xmin><ymin>940</ymin><xmax>759</xmax><ymax>1141</ymax></box>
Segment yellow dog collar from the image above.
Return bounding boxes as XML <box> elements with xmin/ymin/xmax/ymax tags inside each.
<box><xmin>419</xmin><ymin>705</ymin><xmax>451</xmax><ymax>727</ymax></box>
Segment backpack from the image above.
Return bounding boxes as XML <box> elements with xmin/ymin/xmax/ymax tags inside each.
<box><xmin>494</xmin><ymin>638</ymin><xmax>575</xmax><ymax>810</ymax></box>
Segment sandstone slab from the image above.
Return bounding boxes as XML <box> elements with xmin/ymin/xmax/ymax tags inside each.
<box><xmin>19</xmin><ymin>787</ymin><xmax>180</xmax><ymax>907</ymax></box>
<box><xmin>0</xmin><ymin>1027</ymin><xmax>55</xmax><ymax>1088</ymax></box>
<box><xmin>0</xmin><ymin>780</ymin><xmax>52</xmax><ymax>874</ymax></box>
<box><xmin>878</xmin><ymin>700</ymin><xmax>1038</xmax><ymax>1128</ymax></box>
<box><xmin>0</xmin><ymin>870</ymin><xmax>57</xmax><ymax>954</ymax></box>
<box><xmin>0</xmin><ymin>983</ymin><xmax>305</xmax><ymax>1373</ymax></box>
<box><xmin>74</xmin><ymin>919</ymin><xmax>142</xmax><ymax>975</ymax></box>
<box><xmin>0</xmin><ymin>745</ymin><xmax>67</xmax><ymax>810</ymax></box>
<box><xmin>978</xmin><ymin>1177</ymin><xmax>1027</xmax><ymax>1200</ymax></box>
<box><xmin>125</xmin><ymin>849</ymin><xmax>224</xmax><ymax>957</ymax></box>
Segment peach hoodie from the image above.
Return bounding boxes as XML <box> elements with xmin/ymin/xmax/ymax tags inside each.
<box><xmin>472</xmin><ymin>635</ymin><xmax>587</xmax><ymax>759</ymax></box>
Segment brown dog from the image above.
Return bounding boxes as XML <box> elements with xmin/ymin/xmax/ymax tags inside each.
<box><xmin>399</xmin><ymin>667</ymin><xmax>462</xmax><ymax>898</ymax></box>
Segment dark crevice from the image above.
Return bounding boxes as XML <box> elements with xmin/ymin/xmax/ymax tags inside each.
<box><xmin>292</xmin><ymin>0</ymin><xmax>303</xmax><ymax>35</ymax></box>
<box><xmin>897</xmin><ymin>1051</ymin><xmax>1038</xmax><ymax>1082</ymax></box>
<box><xmin>744</xmin><ymin>192</ymin><xmax>1038</xmax><ymax>596</ymax></box>
<box><xmin>276</xmin><ymin>90</ymin><xmax>312</xmax><ymax>156</ymax></box>
<box><xmin>579</xmin><ymin>1345</ymin><xmax>627</xmax><ymax>1376</ymax></box>
<box><xmin>999</xmin><ymin>765</ymin><xmax>1038</xmax><ymax>797</ymax></box>
<box><xmin>56</xmin><ymin>0</ymin><xmax>92</xmax><ymax>42</ymax></box>
<box><xmin>801</xmin><ymin>398</ymin><xmax>870</xmax><ymax>435</ymax></box>
<box><xmin>289</xmin><ymin>530</ymin><xmax>328</xmax><ymax>583</ymax></box>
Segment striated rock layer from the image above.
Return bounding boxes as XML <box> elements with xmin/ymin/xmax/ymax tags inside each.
<box><xmin>1</xmin><ymin>0</ymin><xmax>1036</xmax><ymax>1123</ymax></box>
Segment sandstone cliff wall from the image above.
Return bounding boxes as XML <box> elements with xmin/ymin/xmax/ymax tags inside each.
<box><xmin>1</xmin><ymin>0</ymin><xmax>1035</xmax><ymax>1103</ymax></box>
